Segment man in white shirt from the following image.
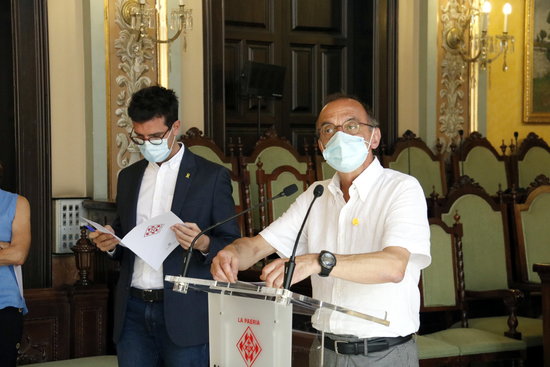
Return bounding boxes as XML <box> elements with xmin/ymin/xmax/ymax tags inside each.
<box><xmin>90</xmin><ymin>86</ymin><xmax>240</xmax><ymax>367</ymax></box>
<box><xmin>211</xmin><ymin>94</ymin><xmax>431</xmax><ymax>366</ymax></box>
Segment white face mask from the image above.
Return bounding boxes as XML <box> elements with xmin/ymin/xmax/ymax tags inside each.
<box><xmin>322</xmin><ymin>130</ymin><xmax>373</xmax><ymax>173</ymax></box>
<box><xmin>138</xmin><ymin>128</ymin><xmax>175</xmax><ymax>163</ymax></box>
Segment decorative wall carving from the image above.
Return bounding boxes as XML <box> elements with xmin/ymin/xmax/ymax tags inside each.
<box><xmin>107</xmin><ymin>0</ymin><xmax>157</xmax><ymax>199</ymax></box>
<box><xmin>439</xmin><ymin>0</ymin><xmax>471</xmax><ymax>152</ymax></box>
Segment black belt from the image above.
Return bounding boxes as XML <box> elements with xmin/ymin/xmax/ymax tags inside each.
<box><xmin>324</xmin><ymin>334</ymin><xmax>412</xmax><ymax>355</ymax></box>
<box><xmin>130</xmin><ymin>287</ymin><xmax>164</xmax><ymax>302</ymax></box>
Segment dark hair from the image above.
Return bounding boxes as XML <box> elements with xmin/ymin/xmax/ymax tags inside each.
<box><xmin>322</xmin><ymin>93</ymin><xmax>379</xmax><ymax>127</ymax></box>
<box><xmin>128</xmin><ymin>86</ymin><xmax>179</xmax><ymax>128</ymax></box>
<box><xmin>0</xmin><ymin>161</ymin><xmax>3</xmax><ymax>184</ymax></box>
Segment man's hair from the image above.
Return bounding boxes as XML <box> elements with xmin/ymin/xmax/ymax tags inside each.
<box><xmin>322</xmin><ymin>93</ymin><xmax>379</xmax><ymax>127</ymax></box>
<box><xmin>128</xmin><ymin>86</ymin><xmax>179</xmax><ymax>128</ymax></box>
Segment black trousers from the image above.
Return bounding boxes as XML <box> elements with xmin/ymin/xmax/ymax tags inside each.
<box><xmin>0</xmin><ymin>307</ymin><xmax>23</xmax><ymax>367</ymax></box>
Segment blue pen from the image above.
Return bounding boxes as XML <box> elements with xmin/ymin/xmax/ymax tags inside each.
<box><xmin>85</xmin><ymin>225</ymin><xmax>96</xmax><ymax>232</ymax></box>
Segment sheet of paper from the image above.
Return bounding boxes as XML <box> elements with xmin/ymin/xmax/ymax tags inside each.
<box><xmin>119</xmin><ymin>211</ymin><xmax>184</xmax><ymax>271</ymax></box>
<box><xmin>82</xmin><ymin>212</ymin><xmax>184</xmax><ymax>271</ymax></box>
<box><xmin>81</xmin><ymin>217</ymin><xmax>125</xmax><ymax>244</ymax></box>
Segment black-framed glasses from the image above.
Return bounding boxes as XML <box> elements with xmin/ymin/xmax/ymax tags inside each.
<box><xmin>318</xmin><ymin>120</ymin><xmax>375</xmax><ymax>140</ymax></box>
<box><xmin>129</xmin><ymin>128</ymin><xmax>171</xmax><ymax>146</ymax></box>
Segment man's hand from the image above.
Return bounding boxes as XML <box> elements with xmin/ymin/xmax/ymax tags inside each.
<box><xmin>88</xmin><ymin>225</ymin><xmax>119</xmax><ymax>252</ymax></box>
<box><xmin>0</xmin><ymin>241</ymin><xmax>10</xmax><ymax>249</ymax></box>
<box><xmin>260</xmin><ymin>253</ymin><xmax>320</xmax><ymax>288</ymax></box>
<box><xmin>211</xmin><ymin>246</ymin><xmax>240</xmax><ymax>283</ymax></box>
<box><xmin>171</xmin><ymin>223</ymin><xmax>210</xmax><ymax>252</ymax></box>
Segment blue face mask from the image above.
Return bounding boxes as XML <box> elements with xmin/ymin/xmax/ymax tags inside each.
<box><xmin>138</xmin><ymin>129</ymin><xmax>175</xmax><ymax>163</ymax></box>
<box><xmin>322</xmin><ymin>131</ymin><xmax>372</xmax><ymax>173</ymax></box>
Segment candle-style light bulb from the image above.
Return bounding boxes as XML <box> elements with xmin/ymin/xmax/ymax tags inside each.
<box><xmin>502</xmin><ymin>3</ymin><xmax>512</xmax><ymax>33</ymax></box>
<box><xmin>481</xmin><ymin>1</ymin><xmax>491</xmax><ymax>32</ymax></box>
<box><xmin>179</xmin><ymin>0</ymin><xmax>184</xmax><ymax>5</ymax></box>
<box><xmin>139</xmin><ymin>0</ymin><xmax>145</xmax><ymax>4</ymax></box>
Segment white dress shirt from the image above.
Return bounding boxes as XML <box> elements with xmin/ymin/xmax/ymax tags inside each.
<box><xmin>131</xmin><ymin>143</ymin><xmax>185</xmax><ymax>290</ymax></box>
<box><xmin>260</xmin><ymin>158</ymin><xmax>431</xmax><ymax>338</ymax></box>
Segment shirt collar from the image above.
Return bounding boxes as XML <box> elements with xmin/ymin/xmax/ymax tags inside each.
<box><xmin>327</xmin><ymin>157</ymin><xmax>383</xmax><ymax>201</ymax></box>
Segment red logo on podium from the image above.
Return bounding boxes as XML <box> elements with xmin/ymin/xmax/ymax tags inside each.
<box><xmin>144</xmin><ymin>224</ymin><xmax>163</xmax><ymax>237</ymax></box>
<box><xmin>236</xmin><ymin>326</ymin><xmax>262</xmax><ymax>367</ymax></box>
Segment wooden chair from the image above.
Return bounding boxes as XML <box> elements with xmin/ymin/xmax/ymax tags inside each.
<box><xmin>243</xmin><ymin>128</ymin><xmax>315</xmax><ymax>231</ymax></box>
<box><xmin>434</xmin><ymin>177</ymin><xmax>543</xmax><ymax>350</ymax></box>
<box><xmin>255</xmin><ymin>159</ymin><xmax>313</xmax><ymax>230</ymax></box>
<box><xmin>179</xmin><ymin>127</ymin><xmax>253</xmax><ymax>237</ymax></box>
<box><xmin>451</xmin><ymin>132</ymin><xmax>512</xmax><ymax>195</ymax></box>
<box><xmin>512</xmin><ymin>177</ymin><xmax>550</xmax><ymax>288</ymax></box>
<box><xmin>382</xmin><ymin>130</ymin><xmax>447</xmax><ymax>199</ymax></box>
<box><xmin>511</xmin><ymin>132</ymin><xmax>550</xmax><ymax>190</ymax></box>
<box><xmin>419</xmin><ymin>217</ymin><xmax>527</xmax><ymax>366</ymax></box>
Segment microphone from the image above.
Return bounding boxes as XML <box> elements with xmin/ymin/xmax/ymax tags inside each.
<box><xmin>282</xmin><ymin>184</ymin><xmax>324</xmax><ymax>290</ymax></box>
<box><xmin>181</xmin><ymin>183</ymin><xmax>299</xmax><ymax>277</ymax></box>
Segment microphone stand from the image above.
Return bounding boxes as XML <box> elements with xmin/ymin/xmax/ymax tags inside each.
<box><xmin>181</xmin><ymin>184</ymin><xmax>298</xmax><ymax>277</ymax></box>
<box><xmin>282</xmin><ymin>185</ymin><xmax>324</xmax><ymax>290</ymax></box>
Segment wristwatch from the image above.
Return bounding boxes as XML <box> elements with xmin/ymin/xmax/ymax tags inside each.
<box><xmin>318</xmin><ymin>250</ymin><xmax>337</xmax><ymax>277</ymax></box>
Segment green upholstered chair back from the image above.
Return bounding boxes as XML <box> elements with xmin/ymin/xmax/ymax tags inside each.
<box><xmin>388</xmin><ymin>147</ymin><xmax>445</xmax><ymax>198</ymax></box>
<box><xmin>462</xmin><ymin>146</ymin><xmax>508</xmax><ymax>195</ymax></box>
<box><xmin>256</xmin><ymin>163</ymin><xmax>311</xmax><ymax>229</ymax></box>
<box><xmin>383</xmin><ymin>131</ymin><xmax>446</xmax><ymax>198</ymax></box>
<box><xmin>422</xmin><ymin>220</ymin><xmax>460</xmax><ymax>309</ymax></box>
<box><xmin>452</xmin><ymin>132</ymin><xmax>509</xmax><ymax>195</ymax></box>
<box><xmin>441</xmin><ymin>193</ymin><xmax>510</xmax><ymax>292</ymax></box>
<box><xmin>246</xmin><ymin>134</ymin><xmax>313</xmax><ymax>231</ymax></box>
<box><xmin>514</xmin><ymin>186</ymin><xmax>550</xmax><ymax>283</ymax></box>
<box><xmin>518</xmin><ymin>147</ymin><xmax>550</xmax><ymax>188</ymax></box>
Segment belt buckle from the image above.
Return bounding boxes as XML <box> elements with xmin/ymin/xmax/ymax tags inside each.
<box><xmin>143</xmin><ymin>289</ymin><xmax>154</xmax><ymax>302</ymax></box>
<box><xmin>333</xmin><ymin>340</ymin><xmax>345</xmax><ymax>355</ymax></box>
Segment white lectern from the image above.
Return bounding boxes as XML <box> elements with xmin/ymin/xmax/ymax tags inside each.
<box><xmin>165</xmin><ymin>276</ymin><xmax>389</xmax><ymax>367</ymax></box>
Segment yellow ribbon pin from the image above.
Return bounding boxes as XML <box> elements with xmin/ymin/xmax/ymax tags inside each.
<box><xmin>352</xmin><ymin>218</ymin><xmax>359</xmax><ymax>226</ymax></box>
<box><xmin>185</xmin><ymin>173</ymin><xmax>190</xmax><ymax>178</ymax></box>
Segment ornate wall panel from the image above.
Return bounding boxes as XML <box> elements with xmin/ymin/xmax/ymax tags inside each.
<box><xmin>437</xmin><ymin>0</ymin><xmax>471</xmax><ymax>152</ymax></box>
<box><xmin>105</xmin><ymin>0</ymin><xmax>158</xmax><ymax>199</ymax></box>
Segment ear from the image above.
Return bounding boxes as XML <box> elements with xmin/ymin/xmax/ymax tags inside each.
<box><xmin>172</xmin><ymin>120</ymin><xmax>181</xmax><ymax>133</ymax></box>
<box><xmin>317</xmin><ymin>138</ymin><xmax>325</xmax><ymax>153</ymax></box>
<box><xmin>369</xmin><ymin>128</ymin><xmax>382</xmax><ymax>150</ymax></box>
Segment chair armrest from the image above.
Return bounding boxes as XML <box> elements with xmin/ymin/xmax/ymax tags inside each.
<box><xmin>466</xmin><ymin>289</ymin><xmax>524</xmax><ymax>339</ymax></box>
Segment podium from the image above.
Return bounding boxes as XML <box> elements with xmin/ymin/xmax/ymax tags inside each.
<box><xmin>165</xmin><ymin>276</ymin><xmax>389</xmax><ymax>367</ymax></box>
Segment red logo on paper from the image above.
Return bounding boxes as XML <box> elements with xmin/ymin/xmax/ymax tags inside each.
<box><xmin>144</xmin><ymin>224</ymin><xmax>163</xmax><ymax>237</ymax></box>
<box><xmin>236</xmin><ymin>326</ymin><xmax>262</xmax><ymax>367</ymax></box>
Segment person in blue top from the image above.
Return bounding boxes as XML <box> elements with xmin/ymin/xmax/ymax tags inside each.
<box><xmin>0</xmin><ymin>161</ymin><xmax>31</xmax><ymax>367</ymax></box>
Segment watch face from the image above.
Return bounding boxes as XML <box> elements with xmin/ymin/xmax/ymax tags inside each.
<box><xmin>321</xmin><ymin>252</ymin><xmax>336</xmax><ymax>267</ymax></box>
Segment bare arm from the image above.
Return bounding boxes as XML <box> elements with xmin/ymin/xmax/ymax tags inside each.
<box><xmin>0</xmin><ymin>196</ymin><xmax>31</xmax><ymax>266</ymax></box>
<box><xmin>261</xmin><ymin>246</ymin><xmax>410</xmax><ymax>288</ymax></box>
<box><xmin>211</xmin><ymin>235</ymin><xmax>276</xmax><ymax>283</ymax></box>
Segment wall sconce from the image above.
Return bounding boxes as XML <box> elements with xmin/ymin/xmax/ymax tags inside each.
<box><xmin>444</xmin><ymin>1</ymin><xmax>514</xmax><ymax>71</ymax></box>
<box><xmin>120</xmin><ymin>0</ymin><xmax>193</xmax><ymax>45</ymax></box>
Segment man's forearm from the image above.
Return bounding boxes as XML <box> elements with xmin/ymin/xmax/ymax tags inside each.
<box><xmin>234</xmin><ymin>235</ymin><xmax>275</xmax><ymax>270</ymax></box>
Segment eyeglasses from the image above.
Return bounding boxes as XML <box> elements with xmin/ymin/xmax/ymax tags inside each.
<box><xmin>129</xmin><ymin>128</ymin><xmax>171</xmax><ymax>146</ymax></box>
<box><xmin>318</xmin><ymin>120</ymin><xmax>376</xmax><ymax>139</ymax></box>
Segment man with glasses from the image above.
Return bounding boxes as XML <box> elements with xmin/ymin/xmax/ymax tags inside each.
<box><xmin>90</xmin><ymin>86</ymin><xmax>240</xmax><ymax>367</ymax></box>
<box><xmin>211</xmin><ymin>94</ymin><xmax>431</xmax><ymax>366</ymax></box>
